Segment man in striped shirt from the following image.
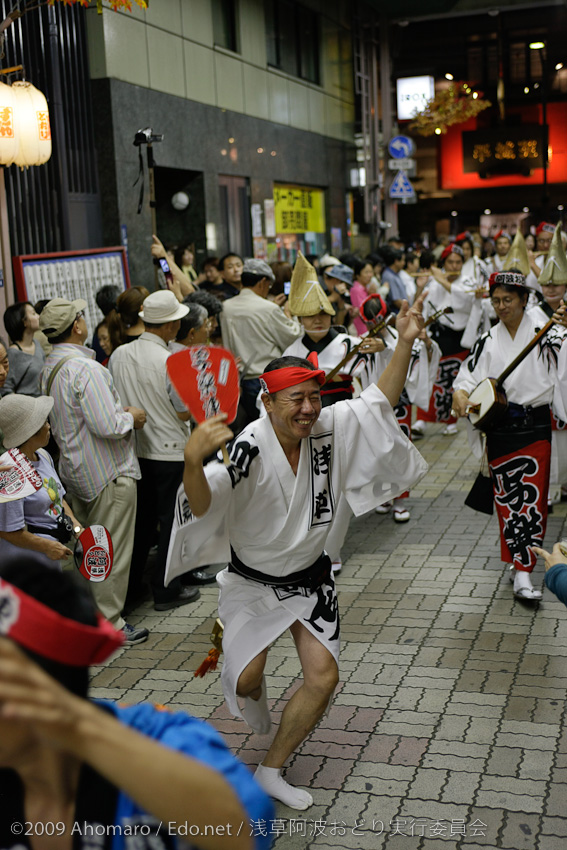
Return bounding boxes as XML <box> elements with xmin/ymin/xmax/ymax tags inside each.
<box><xmin>39</xmin><ymin>298</ymin><xmax>149</xmax><ymax>645</ymax></box>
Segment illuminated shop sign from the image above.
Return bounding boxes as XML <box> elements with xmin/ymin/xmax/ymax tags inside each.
<box><xmin>462</xmin><ymin>125</ymin><xmax>545</xmax><ymax>177</ymax></box>
<box><xmin>273</xmin><ymin>184</ymin><xmax>326</xmax><ymax>234</ymax></box>
<box><xmin>396</xmin><ymin>76</ymin><xmax>435</xmax><ymax>121</ymax></box>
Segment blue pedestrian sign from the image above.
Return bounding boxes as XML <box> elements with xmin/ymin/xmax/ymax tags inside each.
<box><xmin>388</xmin><ymin>135</ymin><xmax>415</xmax><ymax>159</ymax></box>
<box><xmin>389</xmin><ymin>170</ymin><xmax>416</xmax><ymax>200</ymax></box>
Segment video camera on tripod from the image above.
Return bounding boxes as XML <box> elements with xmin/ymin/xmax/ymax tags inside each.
<box><xmin>133</xmin><ymin>127</ymin><xmax>164</xmax><ymax>147</ymax></box>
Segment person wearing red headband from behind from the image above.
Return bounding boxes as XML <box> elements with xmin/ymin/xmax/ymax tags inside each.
<box><xmin>0</xmin><ymin>558</ymin><xmax>273</xmax><ymax>850</ymax></box>
<box><xmin>166</xmin><ymin>272</ymin><xmax>429</xmax><ymax>811</ymax></box>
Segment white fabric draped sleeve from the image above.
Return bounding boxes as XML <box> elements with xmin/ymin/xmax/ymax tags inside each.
<box><xmin>450</xmin><ymin>278</ymin><xmax>476</xmax><ymax>322</ymax></box>
<box><xmin>379</xmin><ymin>330</ymin><xmax>439</xmax><ymax>408</ymax></box>
<box><xmin>461</xmin><ymin>298</ymin><xmax>486</xmax><ymax>349</ymax></box>
<box><xmin>453</xmin><ymin>332</ymin><xmax>491</xmax><ymax>397</ymax></box>
<box><xmin>552</xmin><ymin>332</ymin><xmax>567</xmax><ymax>423</ymax></box>
<box><xmin>165</xmin><ymin>462</ymin><xmax>233</xmax><ymax>584</ymax></box>
<box><xmin>405</xmin><ymin>339</ymin><xmax>441</xmax><ymax>409</ymax></box>
<box><xmin>330</xmin><ymin>384</ymin><xmax>428</xmax><ymax>516</ymax></box>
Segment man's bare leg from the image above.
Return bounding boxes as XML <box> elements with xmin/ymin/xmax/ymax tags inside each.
<box><xmin>236</xmin><ymin>647</ymin><xmax>271</xmax><ymax>734</ymax></box>
<box><xmin>254</xmin><ymin>621</ymin><xmax>339</xmax><ymax>809</ymax></box>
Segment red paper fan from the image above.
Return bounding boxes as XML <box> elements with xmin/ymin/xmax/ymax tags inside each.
<box><xmin>74</xmin><ymin>525</ymin><xmax>113</xmax><ymax>582</ymax></box>
<box><xmin>167</xmin><ymin>346</ymin><xmax>240</xmax><ymax>424</ymax></box>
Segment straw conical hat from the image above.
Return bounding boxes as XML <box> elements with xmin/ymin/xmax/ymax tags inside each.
<box><xmin>288</xmin><ymin>252</ymin><xmax>334</xmax><ymax>316</ymax></box>
<box><xmin>538</xmin><ymin>223</ymin><xmax>567</xmax><ymax>286</ymax></box>
<box><xmin>502</xmin><ymin>230</ymin><xmax>530</xmax><ymax>276</ymax></box>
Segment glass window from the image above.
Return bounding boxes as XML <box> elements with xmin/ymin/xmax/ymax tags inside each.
<box><xmin>265</xmin><ymin>0</ymin><xmax>320</xmax><ymax>84</ymax></box>
<box><xmin>298</xmin><ymin>5</ymin><xmax>319</xmax><ymax>84</ymax></box>
<box><xmin>213</xmin><ymin>0</ymin><xmax>238</xmax><ymax>52</ymax></box>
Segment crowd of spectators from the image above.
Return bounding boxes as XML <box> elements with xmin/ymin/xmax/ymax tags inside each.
<box><xmin>0</xmin><ymin>227</ymin><xmax>537</xmax><ymax>647</ymax></box>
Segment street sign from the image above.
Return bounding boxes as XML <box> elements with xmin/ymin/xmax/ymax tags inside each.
<box><xmin>388</xmin><ymin>135</ymin><xmax>415</xmax><ymax>159</ymax></box>
<box><xmin>389</xmin><ymin>170</ymin><xmax>416</xmax><ymax>200</ymax></box>
<box><xmin>388</xmin><ymin>157</ymin><xmax>416</xmax><ymax>173</ymax></box>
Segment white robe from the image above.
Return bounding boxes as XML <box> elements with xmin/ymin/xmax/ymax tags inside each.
<box><xmin>454</xmin><ymin>311</ymin><xmax>567</xmax><ymax>458</ymax></box>
<box><xmin>165</xmin><ymin>385</ymin><xmax>428</xmax><ymax>717</ymax></box>
<box><xmin>462</xmin><ymin>256</ymin><xmax>489</xmax><ymax>287</ymax></box>
<box><xmin>382</xmin><ymin>330</ymin><xmax>441</xmax><ymax>410</ymax></box>
<box><xmin>528</xmin><ymin>304</ymin><xmax>567</xmax><ymax>489</ymax></box>
<box><xmin>423</xmin><ymin>275</ymin><xmax>476</xmax><ymax>333</ymax></box>
<box><xmin>283</xmin><ymin>330</ymin><xmax>391</xmax><ymax>391</ymax></box>
<box><xmin>525</xmin><ymin>254</ymin><xmax>544</xmax><ymax>294</ymax></box>
<box><xmin>282</xmin><ymin>331</ymin><xmax>392</xmax><ymax>562</ymax></box>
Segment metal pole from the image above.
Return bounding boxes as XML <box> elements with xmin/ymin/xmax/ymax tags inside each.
<box><xmin>47</xmin><ymin>5</ymin><xmax>72</xmax><ymax>249</ymax></box>
<box><xmin>379</xmin><ymin>12</ymin><xmax>398</xmax><ymax>237</ymax></box>
<box><xmin>0</xmin><ymin>168</ymin><xmax>14</xmax><ymax>336</ymax></box>
<box><xmin>146</xmin><ymin>142</ymin><xmax>159</xmax><ymax>288</ymax></box>
<box><xmin>541</xmin><ymin>49</ymin><xmax>549</xmax><ymax>213</ymax></box>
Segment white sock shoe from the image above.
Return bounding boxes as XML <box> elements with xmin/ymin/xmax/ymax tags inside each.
<box><xmin>513</xmin><ymin>570</ymin><xmax>542</xmax><ymax>600</ymax></box>
<box><xmin>242</xmin><ymin>676</ymin><xmax>271</xmax><ymax>735</ymax></box>
<box><xmin>254</xmin><ymin>764</ymin><xmax>313</xmax><ymax>810</ymax></box>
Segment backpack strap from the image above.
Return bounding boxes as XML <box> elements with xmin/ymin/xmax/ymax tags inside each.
<box><xmin>45</xmin><ymin>354</ymin><xmax>80</xmax><ymax>395</ymax></box>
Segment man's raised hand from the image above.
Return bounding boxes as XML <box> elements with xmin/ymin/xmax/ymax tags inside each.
<box><xmin>184</xmin><ymin>414</ymin><xmax>234</xmax><ymax>467</ymax></box>
<box><xmin>395</xmin><ymin>291</ymin><xmax>427</xmax><ymax>346</ymax></box>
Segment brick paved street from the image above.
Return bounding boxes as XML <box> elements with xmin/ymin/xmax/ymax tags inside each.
<box><xmin>91</xmin><ymin>423</ymin><xmax>567</xmax><ymax>850</ymax></box>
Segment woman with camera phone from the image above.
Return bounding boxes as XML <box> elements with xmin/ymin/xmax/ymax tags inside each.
<box><xmin>0</xmin><ymin>395</ymin><xmax>82</xmax><ymax>569</ymax></box>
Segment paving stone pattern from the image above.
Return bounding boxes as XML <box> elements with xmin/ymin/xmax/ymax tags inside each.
<box><xmin>91</xmin><ymin>423</ymin><xmax>567</xmax><ymax>849</ymax></box>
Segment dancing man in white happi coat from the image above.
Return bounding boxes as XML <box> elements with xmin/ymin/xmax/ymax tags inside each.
<box><xmin>165</xmin><ymin>295</ymin><xmax>429</xmax><ymax>811</ymax></box>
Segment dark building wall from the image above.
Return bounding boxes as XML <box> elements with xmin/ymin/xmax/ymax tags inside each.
<box><xmin>91</xmin><ymin>79</ymin><xmax>354</xmax><ymax>290</ymax></box>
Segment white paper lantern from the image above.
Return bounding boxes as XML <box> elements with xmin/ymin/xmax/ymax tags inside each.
<box><xmin>0</xmin><ymin>81</ymin><xmax>19</xmax><ymax>166</ymax></box>
<box><xmin>12</xmin><ymin>80</ymin><xmax>52</xmax><ymax>167</ymax></box>
<box><xmin>172</xmin><ymin>191</ymin><xmax>190</xmax><ymax>210</ymax></box>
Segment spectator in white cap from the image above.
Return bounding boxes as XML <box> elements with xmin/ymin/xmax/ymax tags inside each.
<box><xmin>38</xmin><ymin>298</ymin><xmax>148</xmax><ymax>645</ymax></box>
<box><xmin>0</xmin><ymin>394</ymin><xmax>84</xmax><ymax>570</ymax></box>
<box><xmin>109</xmin><ymin>291</ymin><xmax>201</xmax><ymax>610</ymax></box>
<box><xmin>220</xmin><ymin>258</ymin><xmax>302</xmax><ymax>427</ymax></box>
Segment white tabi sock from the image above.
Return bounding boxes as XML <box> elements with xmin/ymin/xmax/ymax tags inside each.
<box><xmin>242</xmin><ymin>676</ymin><xmax>271</xmax><ymax>735</ymax></box>
<box><xmin>254</xmin><ymin>764</ymin><xmax>313</xmax><ymax>810</ymax></box>
<box><xmin>513</xmin><ymin>569</ymin><xmax>542</xmax><ymax>600</ymax></box>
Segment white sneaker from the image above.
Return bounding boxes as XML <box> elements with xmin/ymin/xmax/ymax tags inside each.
<box><xmin>442</xmin><ymin>424</ymin><xmax>458</xmax><ymax>436</ymax></box>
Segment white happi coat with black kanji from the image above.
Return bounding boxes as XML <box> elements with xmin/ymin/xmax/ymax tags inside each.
<box><xmin>165</xmin><ymin>384</ymin><xmax>428</xmax><ymax>719</ymax></box>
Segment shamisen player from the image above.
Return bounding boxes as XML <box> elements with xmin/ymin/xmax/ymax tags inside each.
<box><xmin>452</xmin><ymin>269</ymin><xmax>567</xmax><ymax>602</ymax></box>
<box><xmin>166</xmin><ymin>294</ymin><xmax>429</xmax><ymax>810</ymax></box>
<box><xmin>0</xmin><ymin>558</ymin><xmax>272</xmax><ymax>850</ymax></box>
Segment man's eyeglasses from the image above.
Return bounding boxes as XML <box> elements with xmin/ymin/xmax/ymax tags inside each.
<box><xmin>490</xmin><ymin>297</ymin><xmax>516</xmax><ymax>307</ymax></box>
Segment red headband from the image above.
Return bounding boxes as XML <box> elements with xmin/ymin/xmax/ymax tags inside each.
<box><xmin>494</xmin><ymin>230</ymin><xmax>511</xmax><ymax>241</ymax></box>
<box><xmin>360</xmin><ymin>293</ymin><xmax>388</xmax><ymax>323</ymax></box>
<box><xmin>489</xmin><ymin>271</ymin><xmax>526</xmax><ymax>290</ymax></box>
<box><xmin>441</xmin><ymin>244</ymin><xmax>464</xmax><ymax>262</ymax></box>
<box><xmin>536</xmin><ymin>222</ymin><xmax>555</xmax><ymax>235</ymax></box>
<box><xmin>259</xmin><ymin>352</ymin><xmax>325</xmax><ymax>394</ymax></box>
<box><xmin>0</xmin><ymin>578</ymin><xmax>124</xmax><ymax>666</ymax></box>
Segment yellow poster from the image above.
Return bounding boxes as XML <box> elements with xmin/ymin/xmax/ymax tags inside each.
<box><xmin>273</xmin><ymin>184</ymin><xmax>326</xmax><ymax>234</ymax></box>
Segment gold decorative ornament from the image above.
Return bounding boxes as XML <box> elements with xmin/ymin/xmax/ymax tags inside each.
<box><xmin>409</xmin><ymin>83</ymin><xmax>491</xmax><ymax>137</ymax></box>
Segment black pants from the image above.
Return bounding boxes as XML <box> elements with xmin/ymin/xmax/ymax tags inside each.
<box><xmin>129</xmin><ymin>458</ymin><xmax>184</xmax><ymax>604</ymax></box>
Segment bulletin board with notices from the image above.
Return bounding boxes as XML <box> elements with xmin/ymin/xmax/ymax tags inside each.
<box><xmin>273</xmin><ymin>184</ymin><xmax>326</xmax><ymax>234</ymax></box>
<box><xmin>12</xmin><ymin>248</ymin><xmax>130</xmax><ymax>338</ymax></box>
